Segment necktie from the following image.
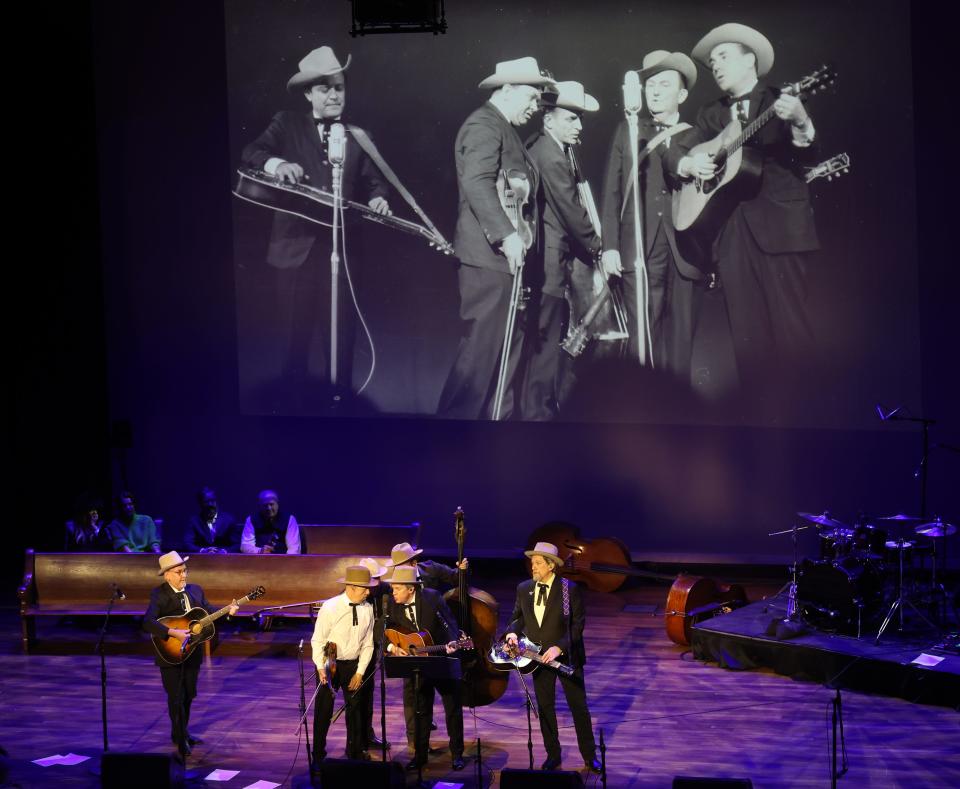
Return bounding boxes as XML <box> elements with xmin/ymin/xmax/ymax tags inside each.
<box><xmin>178</xmin><ymin>590</ymin><xmax>188</xmax><ymax>613</ymax></box>
<box><xmin>536</xmin><ymin>583</ymin><xmax>548</xmax><ymax>606</ymax></box>
<box><xmin>349</xmin><ymin>602</ymin><xmax>361</xmax><ymax>626</ymax></box>
<box><xmin>734</xmin><ymin>98</ymin><xmax>749</xmax><ymax>124</ymax></box>
<box><xmin>403</xmin><ymin>603</ymin><xmax>418</xmax><ymax>630</ymax></box>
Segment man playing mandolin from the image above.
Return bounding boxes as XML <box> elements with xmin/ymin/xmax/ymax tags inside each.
<box><xmin>143</xmin><ymin>551</ymin><xmax>239</xmax><ymax>760</ymax></box>
<box><xmin>668</xmin><ymin>24</ymin><xmax>820</xmax><ymax>395</ymax></box>
<box><xmin>505</xmin><ymin>541</ymin><xmax>600</xmax><ymax>773</ymax></box>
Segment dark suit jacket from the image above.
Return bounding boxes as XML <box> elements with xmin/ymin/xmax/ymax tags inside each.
<box><xmin>454</xmin><ymin>102</ymin><xmax>540</xmax><ymax>272</ymax></box>
<box><xmin>385</xmin><ymin>587</ymin><xmax>458</xmax><ymax>648</ymax></box>
<box><xmin>64</xmin><ymin>521</ymin><xmax>114</xmax><ymax>551</ymax></box>
<box><xmin>143</xmin><ymin>582</ymin><xmax>215</xmax><ymax>667</ymax></box>
<box><xmin>507</xmin><ymin>576</ymin><xmax>587</xmax><ymax>668</ymax></box>
<box><xmin>240</xmin><ymin>111</ymin><xmax>389</xmax><ymax>269</ymax></box>
<box><xmin>183</xmin><ymin>512</ymin><xmax>241</xmax><ymax>553</ymax></box>
<box><xmin>666</xmin><ymin>83</ymin><xmax>820</xmax><ymax>255</ymax></box>
<box><xmin>601</xmin><ymin>117</ymin><xmax>701</xmax><ymax>280</ymax></box>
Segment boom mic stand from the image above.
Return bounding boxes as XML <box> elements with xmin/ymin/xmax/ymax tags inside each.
<box><xmin>297</xmin><ymin>639</ymin><xmax>312</xmax><ymax>772</ymax></box>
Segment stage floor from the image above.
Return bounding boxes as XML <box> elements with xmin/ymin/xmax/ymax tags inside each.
<box><xmin>3</xmin><ymin>578</ymin><xmax>960</xmax><ymax>788</ymax></box>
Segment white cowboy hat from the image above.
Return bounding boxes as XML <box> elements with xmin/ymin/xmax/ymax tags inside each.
<box><xmin>337</xmin><ymin>565</ymin><xmax>379</xmax><ymax>588</ymax></box>
<box><xmin>691</xmin><ymin>23</ymin><xmax>774</xmax><ymax>78</ymax></box>
<box><xmin>541</xmin><ymin>80</ymin><xmax>599</xmax><ymax>113</ymax></box>
<box><xmin>389</xmin><ymin>565</ymin><xmax>423</xmax><ymax>586</ymax></box>
<box><xmin>637</xmin><ymin>50</ymin><xmax>698</xmax><ymax>89</ymax></box>
<box><xmin>287</xmin><ymin>46</ymin><xmax>352</xmax><ymax>92</ymax></box>
<box><xmin>384</xmin><ymin>542</ymin><xmax>423</xmax><ymax>567</ymax></box>
<box><xmin>158</xmin><ymin>551</ymin><xmax>188</xmax><ymax>576</ymax></box>
<box><xmin>358</xmin><ymin>557</ymin><xmax>387</xmax><ymax>579</ymax></box>
<box><xmin>478</xmin><ymin>56</ymin><xmax>556</xmax><ymax>90</ymax></box>
<box><xmin>523</xmin><ymin>541</ymin><xmax>564</xmax><ymax>566</ymax></box>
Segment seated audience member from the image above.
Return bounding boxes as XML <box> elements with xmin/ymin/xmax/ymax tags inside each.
<box><xmin>183</xmin><ymin>486</ymin><xmax>241</xmax><ymax>553</ymax></box>
<box><xmin>241</xmin><ymin>489</ymin><xmax>301</xmax><ymax>554</ymax></box>
<box><xmin>109</xmin><ymin>491</ymin><xmax>162</xmax><ymax>553</ymax></box>
<box><xmin>64</xmin><ymin>496</ymin><xmax>113</xmax><ymax>551</ymax></box>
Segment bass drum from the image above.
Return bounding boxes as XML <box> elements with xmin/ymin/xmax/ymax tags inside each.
<box><xmin>797</xmin><ymin>556</ymin><xmax>882</xmax><ymax>634</ymax></box>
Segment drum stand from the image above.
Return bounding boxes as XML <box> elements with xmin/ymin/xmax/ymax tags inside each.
<box><xmin>768</xmin><ymin>521</ymin><xmax>811</xmax><ymax>620</ymax></box>
<box><xmin>875</xmin><ymin>536</ymin><xmax>937</xmax><ymax>642</ymax></box>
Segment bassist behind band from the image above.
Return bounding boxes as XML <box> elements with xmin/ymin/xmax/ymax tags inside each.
<box><xmin>666</xmin><ymin>23</ymin><xmax>820</xmax><ymax>396</ymax></box>
<box><xmin>505</xmin><ymin>541</ymin><xmax>601</xmax><ymax>773</ymax></box>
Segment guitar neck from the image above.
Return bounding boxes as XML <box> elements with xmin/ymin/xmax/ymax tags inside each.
<box><xmin>728</xmin><ymin>103</ymin><xmax>777</xmax><ymax>156</ymax></box>
<box><xmin>196</xmin><ymin>594</ymin><xmax>248</xmax><ymax>628</ymax></box>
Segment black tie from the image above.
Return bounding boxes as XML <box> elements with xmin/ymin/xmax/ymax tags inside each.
<box><xmin>349</xmin><ymin>602</ymin><xmax>361</xmax><ymax>626</ymax></box>
<box><xmin>734</xmin><ymin>98</ymin><xmax>749</xmax><ymax>124</ymax></box>
<box><xmin>653</xmin><ymin>119</ymin><xmax>669</xmax><ymax>133</ymax></box>
<box><xmin>403</xmin><ymin>603</ymin><xmax>418</xmax><ymax>630</ymax></box>
<box><xmin>178</xmin><ymin>591</ymin><xmax>189</xmax><ymax>613</ymax></box>
<box><xmin>536</xmin><ymin>583</ymin><xmax>548</xmax><ymax>606</ymax></box>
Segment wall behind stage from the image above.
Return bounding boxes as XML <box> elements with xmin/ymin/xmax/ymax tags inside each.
<box><xmin>83</xmin><ymin>1</ymin><xmax>959</xmax><ymax>567</ymax></box>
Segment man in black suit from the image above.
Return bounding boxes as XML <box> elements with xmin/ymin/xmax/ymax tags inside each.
<box><xmin>437</xmin><ymin>57</ymin><xmax>555</xmax><ymax>420</ymax></box>
<box><xmin>668</xmin><ymin>24</ymin><xmax>819</xmax><ymax>393</ymax></box>
<box><xmin>384</xmin><ymin>565</ymin><xmax>465</xmax><ymax>771</ymax></box>
<box><xmin>505</xmin><ymin>541</ymin><xmax>600</xmax><ymax>773</ymax></box>
<box><xmin>241</xmin><ymin>46</ymin><xmax>390</xmax><ymax>400</ymax></box>
<box><xmin>601</xmin><ymin>51</ymin><xmax>704</xmax><ymax>379</ymax></box>
<box><xmin>183</xmin><ymin>487</ymin><xmax>241</xmax><ymax>554</ymax></box>
<box><xmin>143</xmin><ymin>551</ymin><xmax>238</xmax><ymax>760</ymax></box>
<box><xmin>523</xmin><ymin>81</ymin><xmax>603</xmax><ymax>419</ymax></box>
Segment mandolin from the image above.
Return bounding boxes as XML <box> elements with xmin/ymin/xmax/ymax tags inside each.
<box><xmin>152</xmin><ymin>585</ymin><xmax>265</xmax><ymax>665</ymax></box>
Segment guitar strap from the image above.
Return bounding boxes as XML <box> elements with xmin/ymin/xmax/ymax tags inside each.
<box><xmin>347</xmin><ymin>125</ymin><xmax>451</xmax><ymax>250</ymax></box>
<box><xmin>619</xmin><ymin>122</ymin><xmax>692</xmax><ymax>223</ymax></box>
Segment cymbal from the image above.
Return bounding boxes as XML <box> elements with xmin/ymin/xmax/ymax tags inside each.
<box><xmin>797</xmin><ymin>512</ymin><xmax>847</xmax><ymax>529</ymax></box>
<box><xmin>879</xmin><ymin>513</ymin><xmax>922</xmax><ymax>521</ymax></box>
<box><xmin>915</xmin><ymin>519</ymin><xmax>957</xmax><ymax>538</ymax></box>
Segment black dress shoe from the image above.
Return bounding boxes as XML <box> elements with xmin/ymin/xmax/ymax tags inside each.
<box><xmin>177</xmin><ymin>741</ymin><xmax>192</xmax><ymax>760</ymax></box>
<box><xmin>405</xmin><ymin>757</ymin><xmax>427</xmax><ymax>770</ymax></box>
<box><xmin>367</xmin><ymin>732</ymin><xmax>390</xmax><ymax>749</ymax></box>
<box><xmin>585</xmin><ymin>757</ymin><xmax>602</xmax><ymax>773</ymax></box>
<box><xmin>186</xmin><ymin>733</ymin><xmax>202</xmax><ymax>746</ymax></box>
<box><xmin>541</xmin><ymin>755</ymin><xmax>562</xmax><ymax>771</ymax></box>
<box><xmin>452</xmin><ymin>755</ymin><xmax>466</xmax><ymax>771</ymax></box>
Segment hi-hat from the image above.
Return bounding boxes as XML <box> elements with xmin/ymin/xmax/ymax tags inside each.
<box><xmin>879</xmin><ymin>513</ymin><xmax>922</xmax><ymax>521</ymax></box>
<box><xmin>797</xmin><ymin>512</ymin><xmax>847</xmax><ymax>529</ymax></box>
<box><xmin>915</xmin><ymin>518</ymin><xmax>956</xmax><ymax>538</ymax></box>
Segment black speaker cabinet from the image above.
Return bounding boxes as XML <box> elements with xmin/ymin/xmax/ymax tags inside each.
<box><xmin>500</xmin><ymin>767</ymin><xmax>585</xmax><ymax>788</ymax></box>
<box><xmin>100</xmin><ymin>752</ymin><xmax>183</xmax><ymax>788</ymax></box>
<box><xmin>673</xmin><ymin>778</ymin><xmax>754</xmax><ymax>788</ymax></box>
<box><xmin>318</xmin><ymin>757</ymin><xmax>405</xmax><ymax>788</ymax></box>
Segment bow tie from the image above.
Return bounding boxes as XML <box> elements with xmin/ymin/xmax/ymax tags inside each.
<box><xmin>652</xmin><ymin>120</ymin><xmax>671</xmax><ymax>132</ymax></box>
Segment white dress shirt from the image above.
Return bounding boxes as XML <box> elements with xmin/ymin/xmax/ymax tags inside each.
<box><xmin>533</xmin><ymin>573</ymin><xmax>556</xmax><ymax>626</ymax></box>
<box><xmin>311</xmin><ymin>592</ymin><xmax>374</xmax><ymax>675</ymax></box>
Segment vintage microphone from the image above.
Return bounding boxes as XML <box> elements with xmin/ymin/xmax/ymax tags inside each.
<box><xmin>328</xmin><ymin>122</ymin><xmax>347</xmax><ymax>390</ymax></box>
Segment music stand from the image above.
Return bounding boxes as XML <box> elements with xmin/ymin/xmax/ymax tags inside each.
<box><xmin>385</xmin><ymin>656</ymin><xmax>461</xmax><ymax>787</ymax></box>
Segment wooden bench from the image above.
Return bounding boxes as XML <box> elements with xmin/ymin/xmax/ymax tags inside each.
<box><xmin>299</xmin><ymin>522</ymin><xmax>420</xmax><ymax>555</ymax></box>
<box><xmin>18</xmin><ymin>550</ymin><xmax>391</xmax><ymax>653</ymax></box>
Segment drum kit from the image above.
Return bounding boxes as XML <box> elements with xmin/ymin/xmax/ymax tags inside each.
<box><xmin>771</xmin><ymin>511</ymin><xmax>955</xmax><ymax>640</ymax></box>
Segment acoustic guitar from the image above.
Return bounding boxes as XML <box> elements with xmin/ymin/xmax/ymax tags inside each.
<box><xmin>488</xmin><ymin>636</ymin><xmax>574</xmax><ymax>677</ymax></box>
<box><xmin>804</xmin><ymin>152</ymin><xmax>850</xmax><ymax>184</ymax></box>
<box><xmin>384</xmin><ymin>627</ymin><xmax>473</xmax><ymax>656</ymax></box>
<box><xmin>152</xmin><ymin>585</ymin><xmax>265</xmax><ymax>665</ymax></box>
<box><xmin>233</xmin><ymin>168</ymin><xmax>454</xmax><ymax>255</ymax></box>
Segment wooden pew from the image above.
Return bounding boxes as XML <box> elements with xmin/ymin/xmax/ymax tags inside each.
<box><xmin>18</xmin><ymin>550</ymin><xmax>390</xmax><ymax>653</ymax></box>
<box><xmin>299</xmin><ymin>522</ymin><xmax>420</xmax><ymax>555</ymax></box>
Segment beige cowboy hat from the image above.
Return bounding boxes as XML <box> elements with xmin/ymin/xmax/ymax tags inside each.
<box><xmin>541</xmin><ymin>80</ymin><xmax>599</xmax><ymax>113</ymax></box>
<box><xmin>637</xmin><ymin>50</ymin><xmax>698</xmax><ymax>89</ymax></box>
<box><xmin>337</xmin><ymin>565</ymin><xmax>379</xmax><ymax>588</ymax></box>
<box><xmin>691</xmin><ymin>23</ymin><xmax>774</xmax><ymax>77</ymax></box>
<box><xmin>524</xmin><ymin>541</ymin><xmax>564</xmax><ymax>566</ymax></box>
<box><xmin>478</xmin><ymin>56</ymin><xmax>556</xmax><ymax>90</ymax></box>
<box><xmin>384</xmin><ymin>542</ymin><xmax>423</xmax><ymax>568</ymax></box>
<box><xmin>158</xmin><ymin>550</ymin><xmax>188</xmax><ymax>576</ymax></box>
<box><xmin>358</xmin><ymin>557</ymin><xmax>387</xmax><ymax>579</ymax></box>
<box><xmin>287</xmin><ymin>46</ymin><xmax>352</xmax><ymax>92</ymax></box>
<box><xmin>390</xmin><ymin>565</ymin><xmax>423</xmax><ymax>586</ymax></box>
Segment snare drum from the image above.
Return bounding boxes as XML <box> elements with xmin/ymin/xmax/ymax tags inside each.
<box><xmin>797</xmin><ymin>556</ymin><xmax>882</xmax><ymax>633</ymax></box>
<box><xmin>853</xmin><ymin>523</ymin><xmax>887</xmax><ymax>558</ymax></box>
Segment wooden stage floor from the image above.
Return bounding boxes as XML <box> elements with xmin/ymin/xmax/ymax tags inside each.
<box><xmin>3</xmin><ymin>578</ymin><xmax>959</xmax><ymax>788</ymax></box>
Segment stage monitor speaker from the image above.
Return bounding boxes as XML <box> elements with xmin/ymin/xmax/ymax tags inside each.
<box><xmin>501</xmin><ymin>768</ymin><xmax>585</xmax><ymax>788</ymax></box>
<box><xmin>673</xmin><ymin>778</ymin><xmax>754</xmax><ymax>788</ymax></box>
<box><xmin>319</xmin><ymin>757</ymin><xmax>405</xmax><ymax>788</ymax></box>
<box><xmin>101</xmin><ymin>752</ymin><xmax>183</xmax><ymax>788</ymax></box>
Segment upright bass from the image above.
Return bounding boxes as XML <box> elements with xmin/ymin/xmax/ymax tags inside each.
<box><xmin>443</xmin><ymin>508</ymin><xmax>509</xmax><ymax>707</ymax></box>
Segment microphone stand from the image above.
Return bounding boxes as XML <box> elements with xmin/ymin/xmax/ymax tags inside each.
<box><xmin>599</xmin><ymin>728</ymin><xmax>608</xmax><ymax>789</ymax></box>
<box><xmin>298</xmin><ymin>639</ymin><xmax>312</xmax><ymax>772</ymax></box>
<box><xmin>330</xmin><ymin>150</ymin><xmax>344</xmax><ymax>393</ymax></box>
<box><xmin>513</xmin><ymin>666</ymin><xmax>539</xmax><ymax>770</ymax></box>
<box><xmin>95</xmin><ymin>588</ymin><xmax>120</xmax><ymax>753</ymax></box>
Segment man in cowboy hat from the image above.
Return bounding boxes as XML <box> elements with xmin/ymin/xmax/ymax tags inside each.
<box><xmin>521</xmin><ymin>80</ymin><xmax>604</xmax><ymax>419</ymax></box>
<box><xmin>668</xmin><ymin>24</ymin><xmax>819</xmax><ymax>395</ymax></box>
<box><xmin>143</xmin><ymin>551</ymin><xmax>239</xmax><ymax>760</ymax></box>
<box><xmin>311</xmin><ymin>564</ymin><xmax>378</xmax><ymax>764</ymax></box>
<box><xmin>437</xmin><ymin>57</ymin><xmax>555</xmax><ymax>420</ymax></box>
<box><xmin>384</xmin><ymin>541</ymin><xmax>467</xmax><ymax>592</ymax></box>
<box><xmin>600</xmin><ymin>51</ymin><xmax>705</xmax><ymax>379</ymax></box>
<box><xmin>384</xmin><ymin>565</ymin><xmax>466</xmax><ymax>771</ymax></box>
<box><xmin>505</xmin><ymin>541</ymin><xmax>600</xmax><ymax>773</ymax></box>
<box><xmin>241</xmin><ymin>46</ymin><xmax>390</xmax><ymax>405</ymax></box>
<box><xmin>356</xmin><ymin>557</ymin><xmax>390</xmax><ymax>751</ymax></box>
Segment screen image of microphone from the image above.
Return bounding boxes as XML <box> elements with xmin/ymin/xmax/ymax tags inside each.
<box><xmin>623</xmin><ymin>70</ymin><xmax>642</xmax><ymax>113</ymax></box>
<box><xmin>328</xmin><ymin>122</ymin><xmax>346</xmax><ymax>165</ymax></box>
<box><xmin>112</xmin><ymin>583</ymin><xmax>126</xmax><ymax>600</ymax></box>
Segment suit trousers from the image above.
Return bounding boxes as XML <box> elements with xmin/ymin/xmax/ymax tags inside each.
<box><xmin>533</xmin><ymin>665</ymin><xmax>596</xmax><ymax>764</ymax></box>
<box><xmin>313</xmin><ymin>658</ymin><xmax>367</xmax><ymax>762</ymax></box>
<box><xmin>437</xmin><ymin>263</ymin><xmax>526</xmax><ymax>419</ymax></box>
<box><xmin>159</xmin><ymin>655</ymin><xmax>200</xmax><ymax>744</ymax></box>
<box><xmin>404</xmin><ymin>675</ymin><xmax>464</xmax><ymax>760</ymax></box>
